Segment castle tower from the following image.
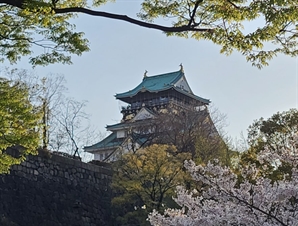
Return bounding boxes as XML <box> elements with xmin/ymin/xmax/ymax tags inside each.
<box><xmin>84</xmin><ymin>67</ymin><xmax>210</xmax><ymax>161</ymax></box>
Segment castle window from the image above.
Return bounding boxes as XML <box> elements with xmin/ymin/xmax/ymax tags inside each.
<box><xmin>117</xmin><ymin>130</ymin><xmax>127</xmax><ymax>138</ymax></box>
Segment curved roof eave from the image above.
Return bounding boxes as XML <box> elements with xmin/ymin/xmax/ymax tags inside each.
<box><xmin>115</xmin><ymin>86</ymin><xmax>172</xmax><ymax>99</ymax></box>
<box><xmin>115</xmin><ymin>70</ymin><xmax>183</xmax><ymax>99</ymax></box>
<box><xmin>115</xmin><ymin>86</ymin><xmax>210</xmax><ymax>105</ymax></box>
<box><xmin>115</xmin><ymin>69</ymin><xmax>210</xmax><ymax>104</ymax></box>
<box><xmin>173</xmin><ymin>87</ymin><xmax>210</xmax><ymax>104</ymax></box>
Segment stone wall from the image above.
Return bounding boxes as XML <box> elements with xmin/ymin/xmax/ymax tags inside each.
<box><xmin>0</xmin><ymin>150</ymin><xmax>112</xmax><ymax>226</ymax></box>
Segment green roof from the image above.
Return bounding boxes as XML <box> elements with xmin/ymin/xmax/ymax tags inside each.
<box><xmin>84</xmin><ymin>132</ymin><xmax>123</xmax><ymax>151</ymax></box>
<box><xmin>106</xmin><ymin>119</ymin><xmax>153</xmax><ymax>131</ymax></box>
<box><xmin>84</xmin><ymin>131</ymin><xmax>150</xmax><ymax>153</ymax></box>
<box><xmin>115</xmin><ymin>70</ymin><xmax>210</xmax><ymax>104</ymax></box>
<box><xmin>115</xmin><ymin>70</ymin><xmax>182</xmax><ymax>98</ymax></box>
<box><xmin>106</xmin><ymin>122</ymin><xmax>126</xmax><ymax>130</ymax></box>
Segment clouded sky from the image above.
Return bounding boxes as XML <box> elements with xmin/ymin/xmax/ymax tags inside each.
<box><xmin>3</xmin><ymin>1</ymin><xmax>298</xmax><ymax>147</ymax></box>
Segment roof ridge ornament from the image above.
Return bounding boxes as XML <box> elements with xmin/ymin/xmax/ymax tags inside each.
<box><xmin>179</xmin><ymin>63</ymin><xmax>184</xmax><ymax>73</ymax></box>
<box><xmin>143</xmin><ymin>70</ymin><xmax>148</xmax><ymax>79</ymax></box>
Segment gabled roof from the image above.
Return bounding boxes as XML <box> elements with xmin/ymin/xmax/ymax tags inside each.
<box><xmin>115</xmin><ymin>70</ymin><xmax>210</xmax><ymax>104</ymax></box>
<box><xmin>84</xmin><ymin>132</ymin><xmax>123</xmax><ymax>152</ymax></box>
<box><xmin>132</xmin><ymin>107</ymin><xmax>156</xmax><ymax>121</ymax></box>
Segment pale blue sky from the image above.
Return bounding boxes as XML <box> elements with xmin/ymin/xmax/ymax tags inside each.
<box><xmin>3</xmin><ymin>1</ymin><xmax>298</xmax><ymax>144</ymax></box>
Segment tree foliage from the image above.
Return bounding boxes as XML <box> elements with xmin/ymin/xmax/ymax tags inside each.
<box><xmin>247</xmin><ymin>109</ymin><xmax>298</xmax><ymax>152</ymax></box>
<box><xmin>0</xmin><ymin>0</ymin><xmax>89</xmax><ymax>66</ymax></box>
<box><xmin>149</xmin><ymin>136</ymin><xmax>298</xmax><ymax>226</ymax></box>
<box><xmin>194</xmin><ymin>132</ymin><xmax>232</xmax><ymax>166</ymax></box>
<box><xmin>0</xmin><ymin>77</ymin><xmax>41</xmax><ymax>173</ymax></box>
<box><xmin>2</xmin><ymin>0</ymin><xmax>298</xmax><ymax>67</ymax></box>
<box><xmin>112</xmin><ymin>144</ymin><xmax>190</xmax><ymax>225</ymax></box>
<box><xmin>240</xmin><ymin>109</ymin><xmax>298</xmax><ymax>181</ymax></box>
<box><xmin>4</xmin><ymin>68</ymin><xmax>96</xmax><ymax>158</ymax></box>
<box><xmin>152</xmin><ymin>106</ymin><xmax>217</xmax><ymax>155</ymax></box>
<box><xmin>134</xmin><ymin>104</ymin><xmax>232</xmax><ymax>165</ymax></box>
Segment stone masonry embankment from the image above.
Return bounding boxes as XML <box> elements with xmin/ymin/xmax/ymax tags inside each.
<box><xmin>0</xmin><ymin>151</ymin><xmax>112</xmax><ymax>226</ymax></box>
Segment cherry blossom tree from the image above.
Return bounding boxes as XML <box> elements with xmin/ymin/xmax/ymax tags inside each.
<box><xmin>149</xmin><ymin>136</ymin><xmax>298</xmax><ymax>226</ymax></box>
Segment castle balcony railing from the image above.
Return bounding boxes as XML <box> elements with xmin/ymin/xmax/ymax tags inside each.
<box><xmin>121</xmin><ymin>98</ymin><xmax>202</xmax><ymax>114</ymax></box>
<box><xmin>121</xmin><ymin>99</ymin><xmax>169</xmax><ymax>112</ymax></box>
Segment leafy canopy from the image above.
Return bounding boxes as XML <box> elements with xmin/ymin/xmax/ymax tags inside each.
<box><xmin>112</xmin><ymin>144</ymin><xmax>190</xmax><ymax>225</ymax></box>
<box><xmin>247</xmin><ymin>109</ymin><xmax>298</xmax><ymax>151</ymax></box>
<box><xmin>0</xmin><ymin>78</ymin><xmax>42</xmax><ymax>173</ymax></box>
<box><xmin>239</xmin><ymin>109</ymin><xmax>298</xmax><ymax>181</ymax></box>
<box><xmin>0</xmin><ymin>0</ymin><xmax>90</xmax><ymax>66</ymax></box>
<box><xmin>2</xmin><ymin>0</ymin><xmax>298</xmax><ymax>67</ymax></box>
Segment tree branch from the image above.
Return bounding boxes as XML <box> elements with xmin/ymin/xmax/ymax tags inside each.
<box><xmin>0</xmin><ymin>0</ymin><xmax>212</xmax><ymax>33</ymax></box>
<box><xmin>0</xmin><ymin>0</ymin><xmax>23</xmax><ymax>8</ymax></box>
<box><xmin>226</xmin><ymin>0</ymin><xmax>240</xmax><ymax>9</ymax></box>
<box><xmin>54</xmin><ymin>7</ymin><xmax>212</xmax><ymax>33</ymax></box>
<box><xmin>187</xmin><ymin>0</ymin><xmax>203</xmax><ymax>27</ymax></box>
<box><xmin>198</xmin><ymin>171</ymin><xmax>287</xmax><ymax>226</ymax></box>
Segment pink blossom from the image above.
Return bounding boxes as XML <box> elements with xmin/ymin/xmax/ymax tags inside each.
<box><xmin>149</xmin><ymin>136</ymin><xmax>298</xmax><ymax>226</ymax></box>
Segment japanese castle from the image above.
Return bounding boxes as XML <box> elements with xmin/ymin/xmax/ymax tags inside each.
<box><xmin>84</xmin><ymin>66</ymin><xmax>211</xmax><ymax>162</ymax></box>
